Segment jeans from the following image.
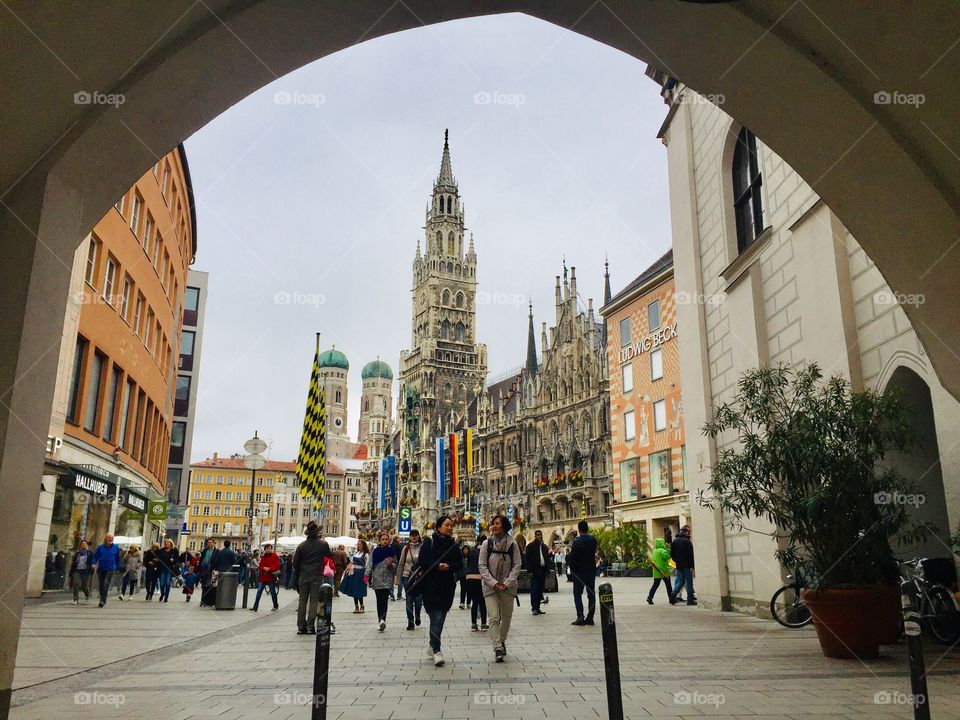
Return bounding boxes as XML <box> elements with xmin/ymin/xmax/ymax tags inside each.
<box><xmin>530</xmin><ymin>572</ymin><xmax>545</xmax><ymax>611</ymax></box>
<box><xmin>72</xmin><ymin>571</ymin><xmax>90</xmax><ymax>601</ymax></box>
<box><xmin>459</xmin><ymin>579</ymin><xmax>469</xmax><ymax>606</ymax></box>
<box><xmin>426</xmin><ymin>608</ymin><xmax>447</xmax><ymax>653</ymax></box>
<box><xmin>121</xmin><ymin>573</ymin><xmax>137</xmax><ymax>596</ymax></box>
<box><xmin>572</xmin><ymin>575</ymin><xmax>596</xmax><ymax>620</ymax></box>
<box><xmin>158</xmin><ymin>568</ymin><xmax>173</xmax><ymax>601</ymax></box>
<box><xmin>253</xmin><ymin>581</ymin><xmax>278</xmax><ymax>610</ymax></box>
<box><xmin>672</xmin><ymin>569</ymin><xmax>695</xmax><ymax>602</ymax></box>
<box><xmin>144</xmin><ymin>569</ymin><xmax>158</xmax><ymax>598</ymax></box>
<box><xmin>467</xmin><ymin>579</ymin><xmax>487</xmax><ymax>625</ymax></box>
<box><xmin>402</xmin><ymin>577</ymin><xmax>422</xmax><ymax>623</ymax></box>
<box><xmin>648</xmin><ymin>576</ymin><xmax>675</xmax><ymax>603</ymax></box>
<box><xmin>375</xmin><ymin>588</ymin><xmax>391</xmax><ymax>621</ymax></box>
<box><xmin>97</xmin><ymin>571</ymin><xmax>115</xmax><ymax>605</ymax></box>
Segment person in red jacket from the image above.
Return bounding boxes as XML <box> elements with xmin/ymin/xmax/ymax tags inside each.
<box><xmin>250</xmin><ymin>544</ymin><xmax>282</xmax><ymax>612</ymax></box>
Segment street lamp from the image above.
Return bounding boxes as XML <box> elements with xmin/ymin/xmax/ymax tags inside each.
<box><xmin>243</xmin><ymin>431</ymin><xmax>267</xmax><ymax>609</ymax></box>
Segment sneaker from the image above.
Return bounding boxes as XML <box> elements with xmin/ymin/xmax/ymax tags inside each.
<box><xmin>379</xmin><ymin>620</ymin><xmax>386</xmax><ymax>632</ymax></box>
<box><xmin>415</xmin><ymin>613</ymin><xmax>421</xmax><ymax>626</ymax></box>
<box><xmin>118</xmin><ymin>595</ymin><xmax>124</xmax><ymax>602</ymax></box>
<box><xmin>459</xmin><ymin>604</ymin><xmax>466</xmax><ymax>610</ymax></box>
<box><xmin>272</xmin><ymin>607</ymin><xmax>278</xmax><ymax>612</ymax></box>
<box><xmin>471</xmin><ymin>624</ymin><xmax>479</xmax><ymax>632</ymax></box>
<box><xmin>494</xmin><ymin>647</ymin><xmax>505</xmax><ymax>663</ymax></box>
<box><xmin>249</xmin><ymin>608</ymin><xmax>258</xmax><ymax>612</ymax></box>
<box><xmin>297</xmin><ymin>628</ymin><xmax>309</xmax><ymax>635</ymax></box>
<box><xmin>646</xmin><ymin>597</ymin><xmax>653</xmax><ymax>605</ymax></box>
<box><xmin>330</xmin><ymin>624</ymin><xmax>337</xmax><ymax>634</ymax></box>
<box><xmin>407</xmin><ymin>622</ymin><xmax>415</xmax><ymax>631</ymax></box>
<box><xmin>426</xmin><ymin>645</ymin><xmax>436</xmax><ymax>659</ymax></box>
<box><xmin>306</xmin><ymin>627</ymin><xmax>316</xmax><ymax>635</ymax></box>
<box><xmin>687</xmin><ymin>601</ymin><xmax>698</xmax><ymax>606</ymax></box>
<box><xmin>533</xmin><ymin>609</ymin><xmax>546</xmax><ymax>615</ymax></box>
<box><xmin>98</xmin><ymin>602</ymin><xmax>104</xmax><ymax>608</ymax></box>
<box><xmin>434</xmin><ymin>651</ymin><xmax>445</xmax><ymax>666</ymax></box>
<box><xmin>480</xmin><ymin>624</ymin><xmax>489</xmax><ymax>631</ymax></box>
<box><xmin>72</xmin><ymin>600</ymin><xmax>79</xmax><ymax>605</ymax></box>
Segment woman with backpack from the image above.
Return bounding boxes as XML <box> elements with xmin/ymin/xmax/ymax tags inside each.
<box><xmin>340</xmin><ymin>539</ymin><xmax>371</xmax><ymax>613</ymax></box>
<box><xmin>411</xmin><ymin>515</ymin><xmax>463</xmax><ymax>666</ymax></box>
<box><xmin>478</xmin><ymin>515</ymin><xmax>522</xmax><ymax>662</ymax></box>
<box><xmin>370</xmin><ymin>532</ymin><xmax>397</xmax><ymax>631</ymax></box>
<box><xmin>465</xmin><ymin>534</ymin><xmax>488</xmax><ymax>632</ymax></box>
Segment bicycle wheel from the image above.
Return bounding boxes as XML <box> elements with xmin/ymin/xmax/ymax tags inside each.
<box><xmin>770</xmin><ymin>585</ymin><xmax>812</xmax><ymax>628</ymax></box>
<box><xmin>925</xmin><ymin>585</ymin><xmax>960</xmax><ymax>644</ymax></box>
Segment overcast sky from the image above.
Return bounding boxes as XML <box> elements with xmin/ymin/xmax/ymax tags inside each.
<box><xmin>184</xmin><ymin>13</ymin><xmax>671</xmax><ymax>463</ymax></box>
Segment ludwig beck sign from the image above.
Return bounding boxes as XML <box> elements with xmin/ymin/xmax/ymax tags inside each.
<box><xmin>618</xmin><ymin>322</ymin><xmax>678</xmax><ymax>364</ymax></box>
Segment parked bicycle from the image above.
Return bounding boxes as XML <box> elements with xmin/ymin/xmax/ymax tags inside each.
<box><xmin>770</xmin><ymin>568</ymin><xmax>812</xmax><ymax>629</ymax></box>
<box><xmin>899</xmin><ymin>557</ymin><xmax>960</xmax><ymax>644</ymax></box>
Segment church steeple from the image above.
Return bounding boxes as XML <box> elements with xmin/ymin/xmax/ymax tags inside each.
<box><xmin>603</xmin><ymin>255</ymin><xmax>612</xmax><ymax>305</ymax></box>
<box><xmin>435</xmin><ymin>129</ymin><xmax>456</xmax><ymax>191</ymax></box>
<box><xmin>525</xmin><ymin>302</ymin><xmax>538</xmax><ymax>377</ymax></box>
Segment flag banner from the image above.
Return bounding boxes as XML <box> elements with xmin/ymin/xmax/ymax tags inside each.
<box><xmin>378</xmin><ymin>459</ymin><xmax>387</xmax><ymax>511</ymax></box>
<box><xmin>449</xmin><ymin>433</ymin><xmax>459</xmax><ymax>498</ymax></box>
<box><xmin>388</xmin><ymin>455</ymin><xmax>397</xmax><ymax>509</ymax></box>
<box><xmin>580</xmin><ymin>497</ymin><xmax>587</xmax><ymax>519</ymax></box>
<box><xmin>435</xmin><ymin>436</ymin><xmax>446</xmax><ymax>502</ymax></box>
<box><xmin>296</xmin><ymin>336</ymin><xmax>326</xmax><ymax>507</ymax></box>
<box><xmin>465</xmin><ymin>428</ymin><xmax>473</xmax><ymax>477</ymax></box>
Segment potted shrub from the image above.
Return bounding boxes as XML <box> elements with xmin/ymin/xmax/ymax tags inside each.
<box><xmin>701</xmin><ymin>364</ymin><xmax>927</xmax><ymax>659</ymax></box>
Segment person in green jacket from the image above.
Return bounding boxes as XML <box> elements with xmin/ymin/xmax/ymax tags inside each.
<box><xmin>646</xmin><ymin>538</ymin><xmax>677</xmax><ymax>605</ymax></box>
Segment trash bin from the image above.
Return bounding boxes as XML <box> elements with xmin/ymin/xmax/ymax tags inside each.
<box><xmin>215</xmin><ymin>571</ymin><xmax>239</xmax><ymax>610</ymax></box>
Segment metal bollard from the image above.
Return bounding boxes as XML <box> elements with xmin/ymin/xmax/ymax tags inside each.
<box><xmin>900</xmin><ymin>580</ymin><xmax>930</xmax><ymax>720</ymax></box>
<box><xmin>312</xmin><ymin>584</ymin><xmax>333</xmax><ymax>720</ymax></box>
<box><xmin>598</xmin><ymin>582</ymin><xmax>624</xmax><ymax>720</ymax></box>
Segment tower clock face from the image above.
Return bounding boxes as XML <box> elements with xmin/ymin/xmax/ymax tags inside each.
<box><xmin>333</xmin><ymin>417</ymin><xmax>344</xmax><ymax>429</ymax></box>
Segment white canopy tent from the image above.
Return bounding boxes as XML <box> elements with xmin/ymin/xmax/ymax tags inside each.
<box><xmin>260</xmin><ymin>535</ymin><xmax>359</xmax><ymax>552</ymax></box>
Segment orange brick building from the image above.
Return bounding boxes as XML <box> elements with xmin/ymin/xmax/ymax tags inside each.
<box><xmin>600</xmin><ymin>250</ymin><xmax>689</xmax><ymax>542</ymax></box>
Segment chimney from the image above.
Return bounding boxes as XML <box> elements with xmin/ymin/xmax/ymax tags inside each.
<box><xmin>213</xmin><ymin>452</ymin><xmax>218</xmax><ymax>461</ymax></box>
<box><xmin>570</xmin><ymin>266</ymin><xmax>577</xmax><ymax>302</ymax></box>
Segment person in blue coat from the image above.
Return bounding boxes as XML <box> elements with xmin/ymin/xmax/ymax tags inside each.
<box><xmin>91</xmin><ymin>534</ymin><xmax>123</xmax><ymax>607</ymax></box>
<box><xmin>566</xmin><ymin>520</ymin><xmax>598</xmax><ymax>625</ymax></box>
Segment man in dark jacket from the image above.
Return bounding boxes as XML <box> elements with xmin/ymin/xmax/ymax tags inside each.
<box><xmin>293</xmin><ymin>521</ymin><xmax>332</xmax><ymax>634</ymax></box>
<box><xmin>671</xmin><ymin>525</ymin><xmax>696</xmax><ymax>605</ymax></box>
<box><xmin>214</xmin><ymin>539</ymin><xmax>238</xmax><ymax>572</ymax></box>
<box><xmin>524</xmin><ymin>529</ymin><xmax>551</xmax><ymax>615</ymax></box>
<box><xmin>566</xmin><ymin>520</ymin><xmax>597</xmax><ymax>625</ymax></box>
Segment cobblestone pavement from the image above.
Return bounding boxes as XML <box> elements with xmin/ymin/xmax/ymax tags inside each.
<box><xmin>10</xmin><ymin>579</ymin><xmax>960</xmax><ymax>719</ymax></box>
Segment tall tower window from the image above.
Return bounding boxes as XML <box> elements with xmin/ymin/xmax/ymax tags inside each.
<box><xmin>335</xmin><ymin>389</ymin><xmax>342</xmax><ymax>403</ymax></box>
<box><xmin>447</xmin><ymin>232</ymin><xmax>454</xmax><ymax>254</ymax></box>
<box><xmin>455</xmin><ymin>322</ymin><xmax>465</xmax><ymax>341</ymax></box>
<box><xmin>456</xmin><ymin>292</ymin><xmax>464</xmax><ymax>308</ymax></box>
<box><xmin>442</xmin><ymin>289</ymin><xmax>450</xmax><ymax>305</ymax></box>
<box><xmin>446</xmin><ymin>196</ymin><xmax>452</xmax><ymax>214</ymax></box>
<box><xmin>441</xmin><ymin>320</ymin><xmax>450</xmax><ymax>339</ymax></box>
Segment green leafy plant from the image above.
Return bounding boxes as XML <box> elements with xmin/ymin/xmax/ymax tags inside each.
<box><xmin>699</xmin><ymin>363</ymin><xmax>928</xmax><ymax>588</ymax></box>
<box><xmin>591</xmin><ymin>523</ymin><xmax>650</xmax><ymax>568</ymax></box>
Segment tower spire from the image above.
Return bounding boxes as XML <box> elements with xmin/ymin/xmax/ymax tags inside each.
<box><xmin>436</xmin><ymin>128</ymin><xmax>455</xmax><ymax>189</ymax></box>
<box><xmin>525</xmin><ymin>301</ymin><xmax>538</xmax><ymax>377</ymax></box>
<box><xmin>603</xmin><ymin>254</ymin><xmax>612</xmax><ymax>305</ymax></box>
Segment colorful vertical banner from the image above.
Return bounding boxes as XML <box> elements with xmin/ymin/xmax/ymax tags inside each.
<box><xmin>580</xmin><ymin>497</ymin><xmax>587</xmax><ymax>519</ymax></box>
<box><xmin>435</xmin><ymin>436</ymin><xmax>446</xmax><ymax>502</ymax></box>
<box><xmin>388</xmin><ymin>455</ymin><xmax>397</xmax><ymax>510</ymax></box>
<box><xmin>378</xmin><ymin>458</ymin><xmax>387</xmax><ymax>510</ymax></box>
<box><xmin>465</xmin><ymin>428</ymin><xmax>473</xmax><ymax>476</ymax></box>
<box><xmin>449</xmin><ymin>432</ymin><xmax>459</xmax><ymax>498</ymax></box>
<box><xmin>296</xmin><ymin>334</ymin><xmax>327</xmax><ymax>507</ymax></box>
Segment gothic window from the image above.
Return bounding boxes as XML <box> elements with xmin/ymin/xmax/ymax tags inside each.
<box><xmin>447</xmin><ymin>262</ymin><xmax>453</xmax><ymax>272</ymax></box>
<box><xmin>455</xmin><ymin>264</ymin><xmax>461</xmax><ymax>275</ymax></box>
<box><xmin>441</xmin><ymin>319</ymin><xmax>450</xmax><ymax>339</ymax></box>
<box><xmin>455</xmin><ymin>322</ymin><xmax>465</xmax><ymax>341</ymax></box>
<box><xmin>455</xmin><ymin>292</ymin><xmax>464</xmax><ymax>308</ymax></box>
<box><xmin>442</xmin><ymin>289</ymin><xmax>450</xmax><ymax>305</ymax></box>
<box><xmin>447</xmin><ymin>232</ymin><xmax>455</xmax><ymax>254</ymax></box>
<box><xmin>550</xmin><ymin>421</ymin><xmax>559</xmax><ymax>446</ymax></box>
<box><xmin>733</xmin><ymin>127</ymin><xmax>765</xmax><ymax>253</ymax></box>
<box><xmin>447</xmin><ymin>196</ymin><xmax>452</xmax><ymax>214</ymax></box>
<box><xmin>566</xmin><ymin>416</ymin><xmax>575</xmax><ymax>443</ymax></box>
<box><xmin>459</xmin><ymin>384</ymin><xmax>466</xmax><ymax>404</ymax></box>
<box><xmin>436</xmin><ymin>231</ymin><xmax>442</xmax><ymax>249</ymax></box>
<box><xmin>582</xmin><ymin>414</ymin><xmax>592</xmax><ymax>440</ymax></box>
<box><xmin>335</xmin><ymin>389</ymin><xmax>342</xmax><ymax>403</ymax></box>
<box><xmin>364</xmin><ymin>399</ymin><xmax>369</xmax><ymax>412</ymax></box>
<box><xmin>444</xmin><ymin>383</ymin><xmax>452</xmax><ymax>399</ymax></box>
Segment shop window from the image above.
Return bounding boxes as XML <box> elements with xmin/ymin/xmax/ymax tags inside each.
<box><xmin>650</xmin><ymin>349</ymin><xmax>663</xmax><ymax>381</ymax></box>
<box><xmin>624</xmin><ymin>409</ymin><xmax>636</xmax><ymax>441</ymax></box>
<box><xmin>649</xmin><ymin>450</ymin><xmax>671</xmax><ymax>497</ymax></box>
<box><xmin>619</xmin><ymin>457</ymin><xmax>639</xmax><ymax>501</ymax></box>
<box><xmin>653</xmin><ymin>399</ymin><xmax>667</xmax><ymax>432</ymax></box>
<box><xmin>622</xmin><ymin>363</ymin><xmax>633</xmax><ymax>393</ymax></box>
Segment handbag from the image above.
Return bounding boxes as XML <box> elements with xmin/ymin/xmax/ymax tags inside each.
<box><xmin>323</xmin><ymin>557</ymin><xmax>335</xmax><ymax>578</ymax></box>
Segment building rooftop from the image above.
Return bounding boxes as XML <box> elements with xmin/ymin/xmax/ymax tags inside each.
<box><xmin>602</xmin><ymin>248</ymin><xmax>674</xmax><ymax>313</ymax></box>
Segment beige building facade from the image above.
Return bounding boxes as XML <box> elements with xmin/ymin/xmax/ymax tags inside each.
<box><xmin>653</xmin><ymin>69</ymin><xmax>960</xmax><ymax>615</ymax></box>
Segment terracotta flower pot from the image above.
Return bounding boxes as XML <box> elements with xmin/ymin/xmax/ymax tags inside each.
<box><xmin>802</xmin><ymin>586</ymin><xmax>885</xmax><ymax>659</ymax></box>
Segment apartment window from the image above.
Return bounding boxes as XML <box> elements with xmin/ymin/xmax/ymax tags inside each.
<box><xmin>184</xmin><ymin>287</ymin><xmax>200</xmax><ymax>325</ymax></box>
<box><xmin>102</xmin><ymin>255</ymin><xmax>117</xmax><ymax>305</ymax></box>
<box><xmin>180</xmin><ymin>330</ymin><xmax>196</xmax><ymax>371</ymax></box>
<box><xmin>215</xmin><ymin>491</ymin><xmax>222</xmax><ymax>500</ymax></box>
<box><xmin>212</xmin><ymin>522</ymin><xmax>219</xmax><ymax>533</ymax></box>
<box><xmin>174</xmin><ymin>375</ymin><xmax>191</xmax><ymax>416</ymax></box>
<box><xmin>619</xmin><ymin>457</ymin><xmax>640</xmax><ymax>501</ymax></box>
<box><xmin>130</xmin><ymin>193</ymin><xmax>143</xmax><ymax>236</ymax></box>
<box><xmin>649</xmin><ymin>450</ymin><xmax>671</xmax><ymax>497</ymax></box>
<box><xmin>102</xmin><ymin>365</ymin><xmax>122</xmax><ymax>442</ymax></box>
<box><xmin>153</xmin><ymin>233</ymin><xmax>161</xmax><ymax>269</ymax></box>
<box><xmin>161</xmin><ymin>251</ymin><xmax>169</xmax><ymax>287</ymax></box>
<box><xmin>194</xmin><ymin>490</ymin><xmax>200</xmax><ymax>499</ymax></box>
<box><xmin>161</xmin><ymin>164</ymin><xmax>171</xmax><ymax>200</ymax></box>
<box><xmin>66</xmin><ymin>337</ymin><xmax>88</xmax><ymax>422</ymax></box>
<box><xmin>733</xmin><ymin>127</ymin><xmax>765</xmax><ymax>253</ymax></box>
<box><xmin>653</xmin><ymin>399</ymin><xmax>667</xmax><ymax>432</ymax></box>
<box><xmin>84</xmin><ymin>237</ymin><xmax>101</xmax><ymax>286</ymax></box>
<box><xmin>133</xmin><ymin>293</ymin><xmax>145</xmax><ymax>336</ymax></box>
<box><xmin>119</xmin><ymin>276</ymin><xmax>132</xmax><ymax>322</ymax></box>
<box><xmin>621</xmin><ymin>363</ymin><xmax>633</xmax><ymax>393</ymax></box>
<box><xmin>619</xmin><ymin>317</ymin><xmax>631</xmax><ymax>346</ymax></box>
<box><xmin>144</xmin><ymin>308</ymin><xmax>154</xmax><ymax>348</ymax></box>
<box><xmin>227</xmin><ymin>476</ymin><xmax>233</xmax><ymax>485</ymax></box>
<box><xmin>624</xmin><ymin>409</ymin><xmax>636</xmax><ymax>441</ymax></box>
<box><xmin>648</xmin><ymin>299</ymin><xmax>661</xmax><ymax>331</ymax></box>
<box><xmin>226</xmin><ymin>491</ymin><xmax>232</xmax><ymax>501</ymax></box>
<box><xmin>203</xmin><ymin>506</ymin><xmax>210</xmax><ymax>516</ymax></box>
<box><xmin>204</xmin><ymin>490</ymin><xmax>211</xmax><ymax>499</ymax></box>
<box><xmin>144</xmin><ymin>214</ymin><xmax>155</xmax><ymax>250</ymax></box>
<box><xmin>255</xmin><ymin>493</ymin><xmax>262</xmax><ymax>502</ymax></box>
<box><xmin>118</xmin><ymin>378</ymin><xmax>133</xmax><ymax>449</ymax></box>
<box><xmin>650</xmin><ymin>349</ymin><xmax>664</xmax><ymax>381</ymax></box>
<box><xmin>116</xmin><ymin>193</ymin><xmax>127</xmax><ymax>216</ymax></box>
<box><xmin>217</xmin><ymin>475</ymin><xmax>224</xmax><ymax>484</ymax></box>
<box><xmin>83</xmin><ymin>351</ymin><xmax>105</xmax><ymax>432</ymax></box>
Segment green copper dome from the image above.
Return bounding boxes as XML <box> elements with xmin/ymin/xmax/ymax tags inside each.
<box><xmin>362</xmin><ymin>359</ymin><xmax>393</xmax><ymax>380</ymax></box>
<box><xmin>318</xmin><ymin>347</ymin><xmax>349</xmax><ymax>370</ymax></box>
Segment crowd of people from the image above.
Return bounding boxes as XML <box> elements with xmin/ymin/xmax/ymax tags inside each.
<box><xmin>67</xmin><ymin>519</ymin><xmax>697</xmax><ymax>664</ymax></box>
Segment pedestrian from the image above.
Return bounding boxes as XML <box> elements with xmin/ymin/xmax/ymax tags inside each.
<box><xmin>341</xmin><ymin>539</ymin><xmax>371</xmax><ymax>614</ymax></box>
<box><xmin>332</xmin><ymin>544</ymin><xmax>349</xmax><ymax>597</ymax></box>
<box><xmin>91</xmin><ymin>534</ymin><xmax>122</xmax><ymax>608</ymax></box>
<box><xmin>119</xmin><ymin>545</ymin><xmax>142</xmax><ymax>600</ymax></box>
<box><xmin>465</xmin><ymin>534</ymin><xmax>488</xmax><ymax>631</ymax></box>
<box><xmin>390</xmin><ymin>535</ymin><xmax>403</xmax><ymax>600</ymax></box>
<box><xmin>671</xmin><ymin>526</ymin><xmax>697</xmax><ymax>604</ymax></box>
<box><xmin>250</xmin><ymin>543</ymin><xmax>282</xmax><ymax>612</ymax></box>
<box><xmin>567</xmin><ymin>520</ymin><xmax>598</xmax><ymax>625</ymax></box>
<box><xmin>458</xmin><ymin>544</ymin><xmax>471</xmax><ymax>609</ymax></box>
<box><xmin>647</xmin><ymin>537</ymin><xmax>677</xmax><ymax>605</ymax></box>
<box><xmin>69</xmin><ymin>540</ymin><xmax>94</xmax><ymax>605</ymax></box>
<box><xmin>525</xmin><ymin>529</ymin><xmax>551</xmax><ymax>615</ymax></box>
<box><xmin>197</xmin><ymin>538</ymin><xmax>219</xmax><ymax>607</ymax></box>
<box><xmin>478</xmin><ymin>515</ymin><xmax>521</xmax><ymax>662</ymax></box>
<box><xmin>395</xmin><ymin>530</ymin><xmax>423</xmax><ymax>630</ymax></box>
<box><xmin>414</xmin><ymin>515</ymin><xmax>463</xmax><ymax>666</ymax></box>
<box><xmin>293</xmin><ymin>521</ymin><xmax>333</xmax><ymax>634</ymax></box>
<box><xmin>181</xmin><ymin>561</ymin><xmax>199</xmax><ymax>601</ymax></box>
<box><xmin>142</xmin><ymin>542</ymin><xmax>160</xmax><ymax>601</ymax></box>
<box><xmin>156</xmin><ymin>538</ymin><xmax>180</xmax><ymax>603</ymax></box>
<box><xmin>554</xmin><ymin>545</ymin><xmax>564</xmax><ymax>578</ymax></box>
<box><xmin>371</xmin><ymin>532</ymin><xmax>397</xmax><ymax>631</ymax></box>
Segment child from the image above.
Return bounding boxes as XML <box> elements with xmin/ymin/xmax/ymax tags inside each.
<box><xmin>181</xmin><ymin>562</ymin><xmax>199</xmax><ymax>602</ymax></box>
